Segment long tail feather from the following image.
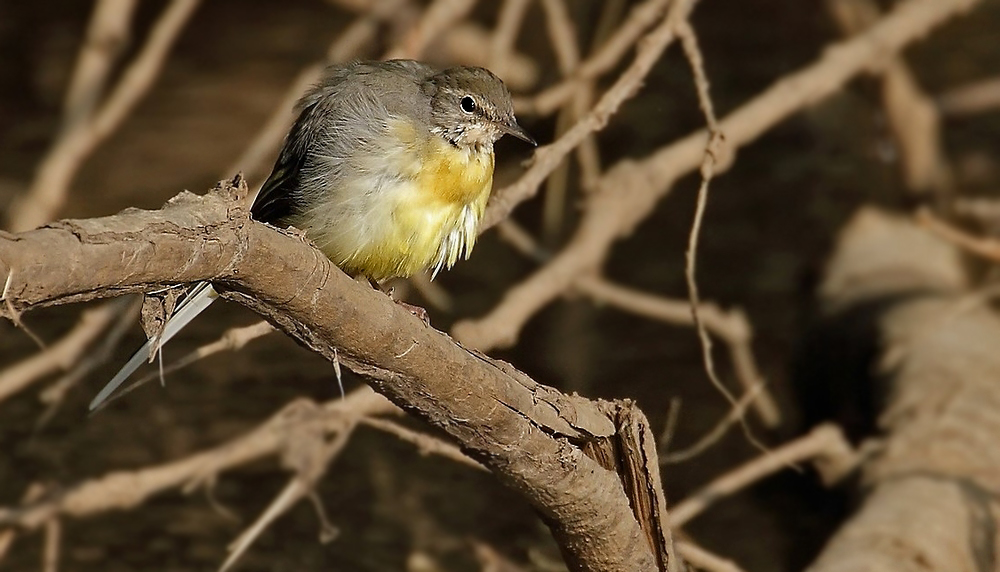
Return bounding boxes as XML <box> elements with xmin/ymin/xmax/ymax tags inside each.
<box><xmin>89</xmin><ymin>283</ymin><xmax>219</xmax><ymax>410</ymax></box>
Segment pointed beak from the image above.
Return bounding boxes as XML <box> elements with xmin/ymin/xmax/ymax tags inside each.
<box><xmin>499</xmin><ymin>120</ymin><xmax>537</xmax><ymax>146</ymax></box>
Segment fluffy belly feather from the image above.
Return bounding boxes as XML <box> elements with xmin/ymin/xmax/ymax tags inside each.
<box><xmin>301</xmin><ymin>125</ymin><xmax>494</xmax><ymax>281</ymax></box>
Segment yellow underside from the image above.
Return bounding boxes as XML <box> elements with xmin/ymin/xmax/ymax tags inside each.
<box><xmin>304</xmin><ymin>120</ymin><xmax>494</xmax><ymax>281</ymax></box>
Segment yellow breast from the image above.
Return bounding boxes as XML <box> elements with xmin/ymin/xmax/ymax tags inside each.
<box><xmin>303</xmin><ymin>119</ymin><xmax>495</xmax><ymax>281</ymax></box>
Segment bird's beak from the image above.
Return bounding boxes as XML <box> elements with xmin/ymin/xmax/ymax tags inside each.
<box><xmin>499</xmin><ymin>120</ymin><xmax>537</xmax><ymax>146</ymax></box>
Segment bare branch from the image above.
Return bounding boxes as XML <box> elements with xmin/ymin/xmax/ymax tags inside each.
<box><xmin>939</xmin><ymin>75</ymin><xmax>1000</xmax><ymax>116</ymax></box>
<box><xmin>676</xmin><ymin>541</ymin><xmax>747</xmax><ymax>572</ymax></box>
<box><xmin>0</xmin><ymin>299</ymin><xmax>130</xmax><ymax>404</ymax></box>
<box><xmin>828</xmin><ymin>0</ymin><xmax>953</xmax><ymax>195</ymax></box>
<box><xmin>458</xmin><ymin>0</ymin><xmax>983</xmax><ymax>353</ymax></box>
<box><xmin>669</xmin><ymin>424</ymin><xmax>858</xmax><ymax>527</ymax></box>
<box><xmin>61</xmin><ymin>0</ymin><xmax>138</xmax><ymax>131</ymax></box>
<box><xmin>482</xmin><ymin>0</ymin><xmax>697</xmax><ymax>233</ymax></box>
<box><xmin>0</xmin><ymin>389</ymin><xmax>392</xmax><ymax>530</ymax></box>
<box><xmin>7</xmin><ymin>0</ymin><xmax>202</xmax><ymax>232</ymax></box>
<box><xmin>515</xmin><ymin>0</ymin><xmax>673</xmax><ymax>116</ymax></box>
<box><xmin>0</xmin><ymin>180</ymin><xmax>669</xmax><ymax>572</ymax></box>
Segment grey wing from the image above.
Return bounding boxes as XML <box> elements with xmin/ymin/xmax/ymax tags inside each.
<box><xmin>252</xmin><ymin>64</ymin><xmax>370</xmax><ymax>224</ymax></box>
<box><xmin>251</xmin><ymin>61</ymin><xmax>435</xmax><ymax>225</ymax></box>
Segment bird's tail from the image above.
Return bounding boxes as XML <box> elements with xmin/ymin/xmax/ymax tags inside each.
<box><xmin>89</xmin><ymin>282</ymin><xmax>219</xmax><ymax>410</ymax></box>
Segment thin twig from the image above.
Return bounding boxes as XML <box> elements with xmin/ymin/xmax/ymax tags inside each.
<box><xmin>220</xmin><ymin>477</ymin><xmax>309</xmax><ymax>572</ymax></box>
<box><xmin>220</xmin><ymin>426</ymin><xmax>354</xmax><ymax>572</ymax></box>
<box><xmin>457</xmin><ymin>0</ymin><xmax>981</xmax><ymax>353</ymax></box>
<box><xmin>493</xmin><ymin>213</ymin><xmax>781</xmax><ymax>426</ymax></box>
<box><xmin>93</xmin><ymin>320</ymin><xmax>274</xmax><ymax>411</ymax></box>
<box><xmin>660</xmin><ymin>382</ymin><xmax>763</xmax><ymax>464</ymax></box>
<box><xmin>677</xmin><ymin>19</ymin><xmax>768</xmax><ymax>459</ymax></box>
<box><xmin>482</xmin><ymin>0</ymin><xmax>698</xmax><ymax>232</ymax></box>
<box><xmin>361</xmin><ymin>417</ymin><xmax>487</xmax><ymax>471</ymax></box>
<box><xmin>669</xmin><ymin>424</ymin><xmax>858</xmax><ymax>526</ymax></box>
<box><xmin>514</xmin><ymin>0</ymin><xmax>674</xmax><ymax>115</ymax></box>
<box><xmin>577</xmin><ymin>277</ymin><xmax>781</xmax><ymax>426</ymax></box>
<box><xmin>676</xmin><ymin>540</ymin><xmax>747</xmax><ymax>572</ymax></box>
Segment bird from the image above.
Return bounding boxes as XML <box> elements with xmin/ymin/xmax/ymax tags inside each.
<box><xmin>89</xmin><ymin>59</ymin><xmax>535</xmax><ymax>410</ymax></box>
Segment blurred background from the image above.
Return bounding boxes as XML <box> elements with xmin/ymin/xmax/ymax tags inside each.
<box><xmin>2</xmin><ymin>0</ymin><xmax>999</xmax><ymax>570</ymax></box>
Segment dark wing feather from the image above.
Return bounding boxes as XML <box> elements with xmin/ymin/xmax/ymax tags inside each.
<box><xmin>250</xmin><ymin>102</ymin><xmax>319</xmax><ymax>224</ymax></box>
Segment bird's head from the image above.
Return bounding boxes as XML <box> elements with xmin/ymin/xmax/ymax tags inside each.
<box><xmin>425</xmin><ymin>66</ymin><xmax>536</xmax><ymax>151</ymax></box>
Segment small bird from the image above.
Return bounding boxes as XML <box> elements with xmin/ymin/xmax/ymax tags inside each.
<box><xmin>90</xmin><ymin>60</ymin><xmax>535</xmax><ymax>410</ymax></box>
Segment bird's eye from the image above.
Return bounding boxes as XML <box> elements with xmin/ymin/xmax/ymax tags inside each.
<box><xmin>460</xmin><ymin>96</ymin><xmax>476</xmax><ymax>113</ymax></box>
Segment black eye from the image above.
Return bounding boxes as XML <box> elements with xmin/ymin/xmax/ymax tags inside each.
<box><xmin>460</xmin><ymin>96</ymin><xmax>476</xmax><ymax>113</ymax></box>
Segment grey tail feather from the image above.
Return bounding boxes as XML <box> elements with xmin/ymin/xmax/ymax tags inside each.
<box><xmin>89</xmin><ymin>282</ymin><xmax>220</xmax><ymax>411</ymax></box>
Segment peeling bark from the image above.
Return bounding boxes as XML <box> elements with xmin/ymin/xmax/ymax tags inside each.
<box><xmin>0</xmin><ymin>178</ymin><xmax>673</xmax><ymax>572</ymax></box>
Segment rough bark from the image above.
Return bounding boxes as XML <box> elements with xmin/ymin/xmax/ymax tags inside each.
<box><xmin>0</xmin><ymin>177</ymin><xmax>674</xmax><ymax>572</ymax></box>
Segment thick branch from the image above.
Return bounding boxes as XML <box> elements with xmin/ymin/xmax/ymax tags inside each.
<box><xmin>0</xmin><ymin>179</ymin><xmax>665</xmax><ymax>572</ymax></box>
<box><xmin>806</xmin><ymin>209</ymin><xmax>1000</xmax><ymax>571</ymax></box>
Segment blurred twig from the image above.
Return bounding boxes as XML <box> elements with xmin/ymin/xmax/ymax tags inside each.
<box><xmin>41</xmin><ymin>517</ymin><xmax>59</xmax><ymax>572</ymax></box>
<box><xmin>385</xmin><ymin>0</ymin><xmax>480</xmax><ymax>60</ymax></box>
<box><xmin>360</xmin><ymin>417</ymin><xmax>486</xmax><ymax>471</ymax></box>
<box><xmin>60</xmin><ymin>0</ymin><xmax>138</xmax><ymax>132</ymax></box>
<box><xmin>0</xmin><ymin>299</ymin><xmax>132</xmax><ymax>405</ymax></box>
<box><xmin>676</xmin><ymin>541</ymin><xmax>747</xmax><ymax>572</ymax></box>
<box><xmin>579</xmin><ymin>277</ymin><xmax>780</xmax><ymax>426</ymax></box>
<box><xmin>460</xmin><ymin>0</ymin><xmax>982</xmax><ymax>353</ymax></box>
<box><xmin>669</xmin><ymin>424</ymin><xmax>858</xmax><ymax>527</ymax></box>
<box><xmin>540</xmin><ymin>0</ymin><xmax>582</xmax><ymax>243</ymax></box>
<box><xmin>0</xmin><ymin>389</ymin><xmax>397</xmax><ymax>530</ymax></box>
<box><xmin>489</xmin><ymin>0</ymin><xmax>534</xmax><ymax>80</ymax></box>
<box><xmin>35</xmin><ymin>298</ymin><xmax>140</xmax><ymax>428</ymax></box>
<box><xmin>917</xmin><ymin>208</ymin><xmax>1000</xmax><ymax>262</ymax></box>
<box><xmin>828</xmin><ymin>0</ymin><xmax>953</xmax><ymax>196</ymax></box>
<box><xmin>515</xmin><ymin>0</ymin><xmax>674</xmax><ymax>116</ymax></box>
<box><xmin>7</xmin><ymin>0</ymin><xmax>201</xmax><ymax>232</ymax></box>
<box><xmin>939</xmin><ymin>75</ymin><xmax>1000</xmax><ymax>116</ymax></box>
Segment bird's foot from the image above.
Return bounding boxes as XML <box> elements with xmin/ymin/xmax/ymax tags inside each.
<box><xmin>378</xmin><ymin>283</ymin><xmax>431</xmax><ymax>325</ymax></box>
<box><xmin>395</xmin><ymin>300</ymin><xmax>430</xmax><ymax>325</ymax></box>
